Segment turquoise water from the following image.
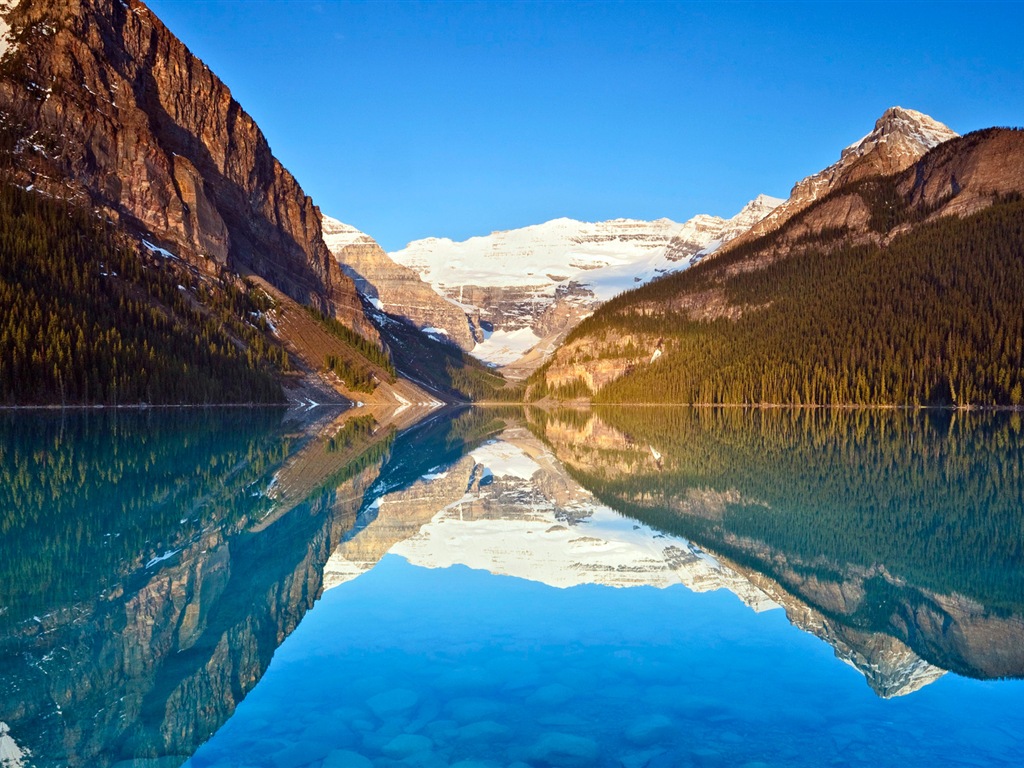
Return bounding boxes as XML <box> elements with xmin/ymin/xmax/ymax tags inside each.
<box><xmin>186</xmin><ymin>556</ymin><xmax>1024</xmax><ymax>768</ymax></box>
<box><xmin>2</xmin><ymin>407</ymin><xmax>1024</xmax><ymax>767</ymax></box>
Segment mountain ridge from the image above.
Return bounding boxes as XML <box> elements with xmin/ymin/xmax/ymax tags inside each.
<box><xmin>720</xmin><ymin>106</ymin><xmax>958</xmax><ymax>254</ymax></box>
<box><xmin>387</xmin><ymin>196</ymin><xmax>781</xmax><ymax>371</ymax></box>
<box><xmin>531</xmin><ymin>121</ymin><xmax>1024</xmax><ymax>406</ymax></box>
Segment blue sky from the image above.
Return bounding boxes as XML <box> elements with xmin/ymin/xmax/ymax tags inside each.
<box><xmin>145</xmin><ymin>0</ymin><xmax>1024</xmax><ymax>252</ymax></box>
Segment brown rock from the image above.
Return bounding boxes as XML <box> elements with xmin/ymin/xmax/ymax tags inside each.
<box><xmin>0</xmin><ymin>0</ymin><xmax>370</xmax><ymax>334</ymax></box>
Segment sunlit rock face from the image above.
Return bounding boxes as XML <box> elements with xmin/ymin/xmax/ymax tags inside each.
<box><xmin>322</xmin><ymin>216</ymin><xmax>480</xmax><ymax>351</ymax></box>
<box><xmin>723</xmin><ymin>107</ymin><xmax>958</xmax><ymax>252</ymax></box>
<box><xmin>0</xmin><ymin>0</ymin><xmax>367</xmax><ymax>330</ymax></box>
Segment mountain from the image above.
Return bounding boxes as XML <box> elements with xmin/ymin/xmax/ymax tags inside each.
<box><xmin>321</xmin><ymin>215</ymin><xmax>480</xmax><ymax>351</ymax></box>
<box><xmin>532</xmin><ymin>111</ymin><xmax>1024</xmax><ymax>406</ymax></box>
<box><xmin>0</xmin><ymin>0</ymin><xmax>365</xmax><ymax>327</ymax></box>
<box><xmin>0</xmin><ymin>0</ymin><xmax>482</xmax><ymax>406</ymax></box>
<box><xmin>722</xmin><ymin>106</ymin><xmax>958</xmax><ymax>253</ymax></box>
<box><xmin>388</xmin><ymin>197</ymin><xmax>780</xmax><ymax>373</ymax></box>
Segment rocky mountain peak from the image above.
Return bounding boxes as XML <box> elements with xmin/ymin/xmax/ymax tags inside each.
<box><xmin>322</xmin><ymin>214</ymin><xmax>480</xmax><ymax>350</ymax></box>
<box><xmin>721</xmin><ymin>107</ymin><xmax>958</xmax><ymax>252</ymax></box>
<box><xmin>841</xmin><ymin>105</ymin><xmax>958</xmax><ymax>163</ymax></box>
<box><xmin>733</xmin><ymin>193</ymin><xmax>787</xmax><ymax>223</ymax></box>
<box><xmin>321</xmin><ymin>215</ymin><xmax>377</xmax><ymax>250</ymax></box>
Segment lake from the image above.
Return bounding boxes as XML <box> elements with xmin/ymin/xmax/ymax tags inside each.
<box><xmin>1</xmin><ymin>406</ymin><xmax>1023</xmax><ymax>767</ymax></box>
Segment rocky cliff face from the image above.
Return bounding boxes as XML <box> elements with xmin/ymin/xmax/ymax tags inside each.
<box><xmin>322</xmin><ymin>215</ymin><xmax>480</xmax><ymax>350</ymax></box>
<box><xmin>0</xmin><ymin>0</ymin><xmax>367</xmax><ymax>331</ymax></box>
<box><xmin>723</xmin><ymin>107</ymin><xmax>958</xmax><ymax>253</ymax></box>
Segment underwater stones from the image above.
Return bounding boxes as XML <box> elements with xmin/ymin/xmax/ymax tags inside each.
<box><xmin>433</xmin><ymin>665</ymin><xmax>502</xmax><ymax>693</ymax></box>
<box><xmin>624</xmin><ymin>714</ymin><xmax>675</xmax><ymax>746</ymax></box>
<box><xmin>455</xmin><ymin>719</ymin><xmax>511</xmax><ymax>743</ymax></box>
<box><xmin>380</xmin><ymin>732</ymin><xmax>434</xmax><ymax>759</ymax></box>
<box><xmin>618</xmin><ymin>749</ymin><xmax>667</xmax><ymax>768</ymax></box>
<box><xmin>322</xmin><ymin>749</ymin><xmax>374</xmax><ymax>768</ymax></box>
<box><xmin>526</xmin><ymin>732</ymin><xmax>600</xmax><ymax>767</ymax></box>
<box><xmin>367</xmin><ymin>688</ymin><xmax>420</xmax><ymax>719</ymax></box>
<box><xmin>445</xmin><ymin>696</ymin><xmax>507</xmax><ymax>723</ymax></box>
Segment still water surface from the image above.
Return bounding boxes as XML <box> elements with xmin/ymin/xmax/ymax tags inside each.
<box><xmin>1</xmin><ymin>406</ymin><xmax>1023</xmax><ymax>767</ymax></box>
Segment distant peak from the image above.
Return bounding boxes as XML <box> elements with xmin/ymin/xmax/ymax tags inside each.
<box><xmin>843</xmin><ymin>106</ymin><xmax>958</xmax><ymax>160</ymax></box>
<box><xmin>745</xmin><ymin>193</ymin><xmax>786</xmax><ymax>210</ymax></box>
<box><xmin>320</xmin><ymin>214</ymin><xmax>361</xmax><ymax>235</ymax></box>
<box><xmin>321</xmin><ymin>213</ymin><xmax>378</xmax><ymax>252</ymax></box>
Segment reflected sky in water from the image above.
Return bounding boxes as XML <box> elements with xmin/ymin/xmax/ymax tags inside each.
<box><xmin>188</xmin><ymin>556</ymin><xmax>1024</xmax><ymax>768</ymax></box>
<box><xmin>2</xmin><ymin>406</ymin><xmax>1024</xmax><ymax>767</ymax></box>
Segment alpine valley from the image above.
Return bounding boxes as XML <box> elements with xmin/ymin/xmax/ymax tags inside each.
<box><xmin>0</xmin><ymin>0</ymin><xmax>1023</xmax><ymax>412</ymax></box>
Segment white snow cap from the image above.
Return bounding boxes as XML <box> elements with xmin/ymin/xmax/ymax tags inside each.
<box><xmin>842</xmin><ymin>106</ymin><xmax>958</xmax><ymax>160</ymax></box>
<box><xmin>321</xmin><ymin>214</ymin><xmax>377</xmax><ymax>252</ymax></box>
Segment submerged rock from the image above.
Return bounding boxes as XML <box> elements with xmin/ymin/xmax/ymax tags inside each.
<box><xmin>322</xmin><ymin>749</ymin><xmax>374</xmax><ymax>768</ymax></box>
<box><xmin>367</xmin><ymin>688</ymin><xmax>420</xmax><ymax>719</ymax></box>
<box><xmin>527</xmin><ymin>732</ymin><xmax>600</xmax><ymax>767</ymax></box>
<box><xmin>381</xmin><ymin>733</ymin><xmax>434</xmax><ymax>759</ymax></box>
<box><xmin>624</xmin><ymin>714</ymin><xmax>675</xmax><ymax>746</ymax></box>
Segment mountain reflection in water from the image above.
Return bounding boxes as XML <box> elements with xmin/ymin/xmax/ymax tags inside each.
<box><xmin>2</xmin><ymin>406</ymin><xmax>1024</xmax><ymax>767</ymax></box>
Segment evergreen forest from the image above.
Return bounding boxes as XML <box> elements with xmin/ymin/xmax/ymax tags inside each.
<box><xmin>563</xmin><ymin>192</ymin><xmax>1024</xmax><ymax>407</ymax></box>
<box><xmin>0</xmin><ymin>183</ymin><xmax>290</xmax><ymax>404</ymax></box>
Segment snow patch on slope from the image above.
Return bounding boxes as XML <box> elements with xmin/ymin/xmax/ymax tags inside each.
<box><xmin>472</xmin><ymin>327</ymin><xmax>541</xmax><ymax>366</ymax></box>
<box><xmin>390</xmin><ymin>197</ymin><xmax>783</xmax><ymax>310</ymax></box>
<box><xmin>0</xmin><ymin>721</ymin><xmax>27</xmax><ymax>768</ymax></box>
<box><xmin>469</xmin><ymin>439</ymin><xmax>541</xmax><ymax>480</ymax></box>
<box><xmin>390</xmin><ymin>216</ymin><xmax>691</xmax><ymax>292</ymax></box>
<box><xmin>0</xmin><ymin>1</ymin><xmax>22</xmax><ymax>61</ymax></box>
<box><xmin>321</xmin><ymin>214</ymin><xmax>376</xmax><ymax>250</ymax></box>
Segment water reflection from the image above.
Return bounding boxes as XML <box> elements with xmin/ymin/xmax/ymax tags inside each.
<box><xmin>186</xmin><ymin>407</ymin><xmax>1024</xmax><ymax>768</ymax></box>
<box><xmin>528</xmin><ymin>407</ymin><xmax>1024</xmax><ymax>693</ymax></box>
<box><xmin>3</xmin><ymin>406</ymin><xmax>1024</xmax><ymax>766</ymax></box>
<box><xmin>0</xmin><ymin>406</ymin><xmax>406</xmax><ymax>767</ymax></box>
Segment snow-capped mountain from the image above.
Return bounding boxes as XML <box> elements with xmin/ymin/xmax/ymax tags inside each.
<box><xmin>727</xmin><ymin>106</ymin><xmax>958</xmax><ymax>250</ymax></box>
<box><xmin>324</xmin><ymin>427</ymin><xmax>780</xmax><ymax>605</ymax></box>
<box><xmin>389</xmin><ymin>197</ymin><xmax>781</xmax><ymax>369</ymax></box>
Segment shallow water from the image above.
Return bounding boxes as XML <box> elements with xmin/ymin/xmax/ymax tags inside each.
<box><xmin>186</xmin><ymin>556</ymin><xmax>1024</xmax><ymax>768</ymax></box>
<box><xmin>2</xmin><ymin>407</ymin><xmax>1023</xmax><ymax>767</ymax></box>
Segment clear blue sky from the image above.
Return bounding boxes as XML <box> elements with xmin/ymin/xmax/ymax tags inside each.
<box><xmin>145</xmin><ymin>0</ymin><xmax>1023</xmax><ymax>252</ymax></box>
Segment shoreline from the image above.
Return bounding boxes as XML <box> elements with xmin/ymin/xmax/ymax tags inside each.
<box><xmin>4</xmin><ymin>401</ymin><xmax>1022</xmax><ymax>413</ymax></box>
<box><xmin>0</xmin><ymin>402</ymin><xmax>297</xmax><ymax>411</ymax></box>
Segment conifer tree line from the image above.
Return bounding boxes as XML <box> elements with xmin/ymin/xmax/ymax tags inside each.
<box><xmin>562</xmin><ymin>192</ymin><xmax>1024</xmax><ymax>407</ymax></box>
<box><xmin>0</xmin><ymin>182</ymin><xmax>291</xmax><ymax>404</ymax></box>
<box><xmin>306</xmin><ymin>305</ymin><xmax>398</xmax><ymax>389</ymax></box>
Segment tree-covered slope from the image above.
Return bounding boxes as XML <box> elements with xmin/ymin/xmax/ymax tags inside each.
<box><xmin>0</xmin><ymin>183</ymin><xmax>289</xmax><ymax>404</ymax></box>
<box><xmin>535</xmin><ymin>129</ymin><xmax>1024</xmax><ymax>407</ymax></box>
